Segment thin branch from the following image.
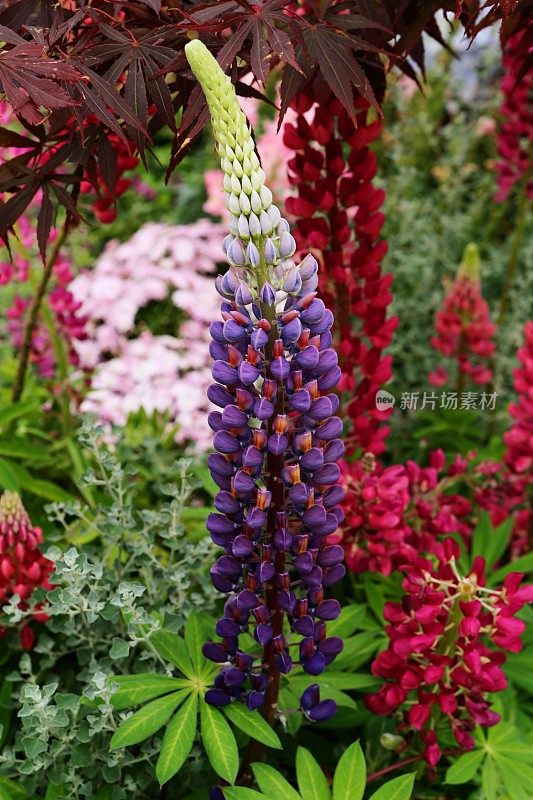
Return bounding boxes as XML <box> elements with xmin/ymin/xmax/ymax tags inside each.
<box><xmin>366</xmin><ymin>748</ymin><xmax>462</xmax><ymax>784</ymax></box>
<box><xmin>11</xmin><ymin>219</ymin><xmax>69</xmax><ymax>403</ymax></box>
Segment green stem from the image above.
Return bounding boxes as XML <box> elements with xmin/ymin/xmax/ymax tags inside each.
<box><xmin>11</xmin><ymin>221</ymin><xmax>69</xmax><ymax>403</ymax></box>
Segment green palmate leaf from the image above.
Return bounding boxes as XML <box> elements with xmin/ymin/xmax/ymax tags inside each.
<box><xmin>0</xmin><ymin>777</ymin><xmax>25</xmax><ymax>800</ymax></box>
<box><xmin>156</xmin><ymin>693</ymin><xmax>198</xmax><ymax>785</ymax></box>
<box><xmin>200</xmin><ymin>701</ymin><xmax>239</xmax><ymax>784</ymax></box>
<box><xmin>333</xmin><ymin>632</ymin><xmax>382</xmax><ymax>671</ymax></box>
<box><xmin>327</xmin><ymin>605</ymin><xmax>366</xmax><ymax>638</ymax></box>
<box><xmin>0</xmin><ymin>786</ymin><xmax>13</xmax><ymax>800</ymax></box>
<box><xmin>332</xmin><ymin>741</ymin><xmax>366</xmax><ymax>800</ymax></box>
<box><xmin>224</xmin><ymin>790</ymin><xmax>268</xmax><ymax>800</ymax></box>
<box><xmin>150</xmin><ymin>629</ymin><xmax>195</xmax><ymax>678</ymax></box>
<box><xmin>482</xmin><ymin>758</ymin><xmax>498</xmax><ymax>800</ymax></box>
<box><xmin>497</xmin><ymin>756</ymin><xmax>533</xmax><ymax>800</ymax></box>
<box><xmin>471</xmin><ymin>512</ymin><xmax>512</xmax><ymax>569</ymax></box>
<box><xmin>110</xmin><ymin>674</ymin><xmax>188</xmax><ymax>711</ymax></box>
<box><xmin>296</xmin><ymin>747</ymin><xmax>331</xmax><ymax>800</ymax></box>
<box><xmin>367</xmin><ymin>773</ymin><xmax>415</xmax><ymax>800</ymax></box>
<box><xmin>252</xmin><ymin>763</ymin><xmax>301</xmax><ymax>800</ymax></box>
<box><xmin>224</xmin><ymin>702</ymin><xmax>282</xmax><ymax>749</ymax></box>
<box><xmin>110</xmin><ymin>690</ymin><xmax>188</xmax><ymax>749</ymax></box>
<box><xmin>185</xmin><ymin>613</ymin><xmax>215</xmax><ymax>677</ymax></box>
<box><xmin>446</xmin><ymin>749</ymin><xmax>485</xmax><ymax>784</ymax></box>
<box><xmin>492</xmin><ymin>552</ymin><xmax>533</xmax><ymax>584</ymax></box>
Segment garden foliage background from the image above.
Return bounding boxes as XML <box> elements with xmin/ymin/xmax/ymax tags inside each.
<box><xmin>0</xmin><ymin>6</ymin><xmax>532</xmax><ymax>800</ymax></box>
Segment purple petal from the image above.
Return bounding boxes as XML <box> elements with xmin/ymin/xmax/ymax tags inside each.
<box><xmin>212</xmin><ymin>361</ymin><xmax>239</xmax><ymax>386</ymax></box>
<box><xmin>308</xmin><ymin>396</ymin><xmax>333</xmax><ymax>421</ymax></box>
<box><xmin>323</xmin><ymin>564</ymin><xmax>346</xmax><ymax>586</ymax></box>
<box><xmin>318</xmin><ymin>366</ymin><xmax>342</xmax><ymax>391</ymax></box>
<box><xmin>215</xmin><ymin>492</ymin><xmax>241</xmax><ymax>515</ymax></box>
<box><xmin>270</xmin><ymin>357</ymin><xmax>290</xmax><ymax>381</ymax></box>
<box><xmin>239</xmin><ymin>361</ymin><xmax>261</xmax><ymax>386</ymax></box>
<box><xmin>295</xmin><ymin>346</ymin><xmax>319</xmax><ymax>370</ymax></box>
<box><xmin>313</xmin><ymin>463</ymin><xmax>341</xmax><ymax>485</ymax></box>
<box><xmin>300</xmin><ymin>299</ymin><xmax>325</xmax><ymax>325</ymax></box>
<box><xmin>222</xmin><ymin>405</ymin><xmax>249</xmax><ymax>428</ymax></box>
<box><xmin>317</xmin><ymin>545</ymin><xmax>344</xmax><ymax>567</ymax></box>
<box><xmin>306</xmin><ymin>699</ymin><xmax>337</xmax><ymax>722</ymax></box>
<box><xmin>203</xmin><ymin>642</ymin><xmax>229</xmax><ymax>663</ymax></box>
<box><xmin>246</xmin><ymin>691</ymin><xmax>265</xmax><ymax>710</ymax></box>
<box><xmin>303</xmin><ymin>651</ymin><xmax>326</xmax><ymax>676</ymax></box>
<box><xmin>300</xmin><ymin>683</ymin><xmax>320</xmax><ymax>710</ymax></box>
<box><xmin>315</xmin><ymin>599</ymin><xmax>341</xmax><ymax>621</ymax></box>
<box><xmin>213</xmin><ymin>430</ymin><xmax>241</xmax><ymax>455</ymax></box>
<box><xmin>315</xmin><ymin>416</ymin><xmax>343</xmax><ymax>441</ymax></box>
<box><xmin>207</xmin><ymin>384</ymin><xmax>233</xmax><ymax>408</ymax></box>
<box><xmin>290</xmin><ymin>389</ymin><xmax>311</xmax><ymax>413</ymax></box>
<box><xmin>205</xmin><ymin>688</ymin><xmax>232</xmax><ymax>707</ymax></box>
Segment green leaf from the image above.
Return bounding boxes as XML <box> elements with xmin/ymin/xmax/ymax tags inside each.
<box><xmin>367</xmin><ymin>773</ymin><xmax>415</xmax><ymax>800</ymax></box>
<box><xmin>482</xmin><ymin>758</ymin><xmax>498</xmax><ymax>800</ymax></box>
<box><xmin>156</xmin><ymin>693</ymin><xmax>197</xmax><ymax>784</ymax></box>
<box><xmin>492</xmin><ymin>552</ymin><xmax>533</xmax><ymax>584</ymax></box>
<box><xmin>200</xmin><ymin>701</ymin><xmax>239</xmax><ymax>784</ymax></box>
<box><xmin>185</xmin><ymin>613</ymin><xmax>214</xmax><ymax>677</ymax></box>
<box><xmin>150</xmin><ymin>629</ymin><xmax>195</xmax><ymax>678</ymax></box>
<box><xmin>0</xmin><ymin>776</ymin><xmax>25</xmax><ymax>800</ymax></box>
<box><xmin>333</xmin><ymin>632</ymin><xmax>382</xmax><ymax>671</ymax></box>
<box><xmin>472</xmin><ymin>513</ymin><xmax>512</xmax><ymax>570</ymax></box>
<box><xmin>110</xmin><ymin>690</ymin><xmax>188</xmax><ymax>749</ymax></box>
<box><xmin>327</xmin><ymin>605</ymin><xmax>366</xmax><ymax>638</ymax></box>
<box><xmin>446</xmin><ymin>750</ymin><xmax>485</xmax><ymax>784</ymax></box>
<box><xmin>0</xmin><ymin>786</ymin><xmax>13</xmax><ymax>800</ymax></box>
<box><xmin>0</xmin><ymin>437</ymin><xmax>51</xmax><ymax>461</ymax></box>
<box><xmin>332</xmin><ymin>741</ymin><xmax>365</xmax><ymax>800</ymax></box>
<box><xmin>252</xmin><ymin>763</ymin><xmax>301</xmax><ymax>800</ymax></box>
<box><xmin>497</xmin><ymin>756</ymin><xmax>532</xmax><ymax>800</ymax></box>
<box><xmin>110</xmin><ymin>674</ymin><xmax>188</xmax><ymax>711</ymax></box>
<box><xmin>296</xmin><ymin>747</ymin><xmax>331</xmax><ymax>800</ymax></box>
<box><xmin>223</xmin><ymin>790</ymin><xmax>268</xmax><ymax>800</ymax></box>
<box><xmin>0</xmin><ymin>458</ymin><xmax>20</xmax><ymax>491</ymax></box>
<box><xmin>109</xmin><ymin>638</ymin><xmax>131</xmax><ymax>660</ymax></box>
<box><xmin>224</xmin><ymin>702</ymin><xmax>282</xmax><ymax>749</ymax></box>
<box><xmin>0</xmin><ymin>400</ymin><xmax>38</xmax><ymax>428</ymax></box>
<box><xmin>16</xmin><ymin>474</ymin><xmax>74</xmax><ymax>503</ymax></box>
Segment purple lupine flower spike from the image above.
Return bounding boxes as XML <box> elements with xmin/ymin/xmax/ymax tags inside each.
<box><xmin>185</xmin><ymin>40</ymin><xmax>345</xmax><ymax>722</ymax></box>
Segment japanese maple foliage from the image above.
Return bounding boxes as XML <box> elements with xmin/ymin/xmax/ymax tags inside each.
<box><xmin>0</xmin><ymin>0</ymin><xmax>529</xmax><ymax>245</ymax></box>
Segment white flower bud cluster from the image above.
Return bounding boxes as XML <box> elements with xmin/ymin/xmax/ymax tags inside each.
<box><xmin>185</xmin><ymin>40</ymin><xmax>320</xmax><ymax>305</ymax></box>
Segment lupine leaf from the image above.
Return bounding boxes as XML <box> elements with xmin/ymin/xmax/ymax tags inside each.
<box><xmin>200</xmin><ymin>702</ymin><xmax>239</xmax><ymax>784</ymax></box>
<box><xmin>482</xmin><ymin>758</ymin><xmax>498</xmax><ymax>800</ymax></box>
<box><xmin>252</xmin><ymin>763</ymin><xmax>301</xmax><ymax>800</ymax></box>
<box><xmin>109</xmin><ymin>674</ymin><xmax>188</xmax><ymax>711</ymax></box>
<box><xmin>446</xmin><ymin>750</ymin><xmax>485</xmax><ymax>784</ymax></box>
<box><xmin>156</xmin><ymin>693</ymin><xmax>198</xmax><ymax>784</ymax></box>
<box><xmin>224</xmin><ymin>702</ymin><xmax>282</xmax><ymax>749</ymax></box>
<box><xmin>110</xmin><ymin>690</ymin><xmax>188</xmax><ymax>749</ymax></box>
<box><xmin>332</xmin><ymin>741</ymin><xmax>365</xmax><ymax>800</ymax></box>
<box><xmin>224</xmin><ymin>790</ymin><xmax>268</xmax><ymax>800</ymax></box>
<box><xmin>327</xmin><ymin>605</ymin><xmax>366</xmax><ymax>638</ymax></box>
<box><xmin>150</xmin><ymin>629</ymin><xmax>195</xmax><ymax>677</ymax></box>
<box><xmin>296</xmin><ymin>747</ymin><xmax>331</xmax><ymax>800</ymax></box>
<box><xmin>185</xmin><ymin>613</ymin><xmax>216</xmax><ymax>678</ymax></box>
<box><xmin>367</xmin><ymin>773</ymin><xmax>415</xmax><ymax>800</ymax></box>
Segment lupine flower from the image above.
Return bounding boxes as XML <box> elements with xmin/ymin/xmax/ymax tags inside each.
<box><xmin>504</xmin><ymin>322</ymin><xmax>533</xmax><ymax>477</ymax></box>
<box><xmin>0</xmin><ymin>492</ymin><xmax>53</xmax><ymax>650</ymax></box>
<box><xmin>428</xmin><ymin>244</ymin><xmax>496</xmax><ymax>390</ymax></box>
<box><xmin>366</xmin><ymin>537</ymin><xmax>533</xmax><ymax>765</ymax></box>
<box><xmin>284</xmin><ymin>89</ymin><xmax>398</xmax><ymax>456</ymax></box>
<box><xmin>185</xmin><ymin>40</ymin><xmax>345</xmax><ymax>719</ymax></box>
<box><xmin>494</xmin><ymin>30</ymin><xmax>533</xmax><ymax>203</ymax></box>
<box><xmin>332</xmin><ymin>450</ymin><xmax>473</xmax><ymax>576</ymax></box>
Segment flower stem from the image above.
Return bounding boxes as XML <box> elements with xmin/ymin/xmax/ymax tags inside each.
<box><xmin>11</xmin><ymin>220</ymin><xmax>69</xmax><ymax>403</ymax></box>
<box><xmin>366</xmin><ymin>748</ymin><xmax>461</xmax><ymax>783</ymax></box>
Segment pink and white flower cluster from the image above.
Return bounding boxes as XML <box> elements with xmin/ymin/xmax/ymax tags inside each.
<box><xmin>72</xmin><ymin>220</ymin><xmax>225</xmax><ymax>450</ymax></box>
